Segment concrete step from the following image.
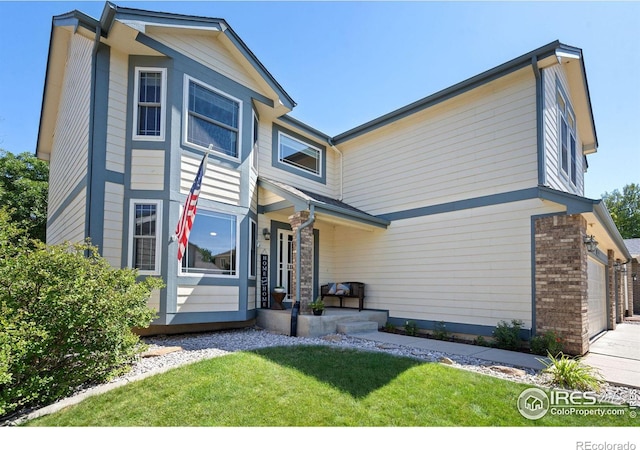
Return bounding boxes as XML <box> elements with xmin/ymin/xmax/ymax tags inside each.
<box><xmin>337</xmin><ymin>320</ymin><xmax>379</xmax><ymax>334</ymax></box>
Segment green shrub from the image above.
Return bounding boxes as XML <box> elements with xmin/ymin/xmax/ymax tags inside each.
<box><xmin>530</xmin><ymin>330</ymin><xmax>563</xmax><ymax>356</ymax></box>
<box><xmin>0</xmin><ymin>210</ymin><xmax>162</xmax><ymax>417</ymax></box>
<box><xmin>383</xmin><ymin>322</ymin><xmax>396</xmax><ymax>332</ymax></box>
<box><xmin>540</xmin><ymin>353</ymin><xmax>603</xmax><ymax>392</ymax></box>
<box><xmin>474</xmin><ymin>336</ymin><xmax>491</xmax><ymax>347</ymax></box>
<box><xmin>433</xmin><ymin>321</ymin><xmax>450</xmax><ymax>341</ymax></box>
<box><xmin>404</xmin><ymin>320</ymin><xmax>418</xmax><ymax>336</ymax></box>
<box><xmin>492</xmin><ymin>319</ymin><xmax>523</xmax><ymax>351</ymax></box>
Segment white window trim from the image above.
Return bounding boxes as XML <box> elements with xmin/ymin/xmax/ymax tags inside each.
<box><xmin>128</xmin><ymin>199</ymin><xmax>163</xmax><ymax>276</ymax></box>
<box><xmin>249</xmin><ymin>218</ymin><xmax>257</xmax><ymax>279</ymax></box>
<box><xmin>133</xmin><ymin>67</ymin><xmax>167</xmax><ymax>142</ymax></box>
<box><xmin>277</xmin><ymin>131</ymin><xmax>322</xmax><ymax>177</ymax></box>
<box><xmin>251</xmin><ymin>109</ymin><xmax>259</xmax><ymax>172</ymax></box>
<box><xmin>182</xmin><ymin>74</ymin><xmax>242</xmax><ymax>162</ymax></box>
<box><xmin>557</xmin><ymin>86</ymin><xmax>578</xmax><ymax>187</ymax></box>
<box><xmin>176</xmin><ymin>205</ymin><xmax>241</xmax><ymax>279</ymax></box>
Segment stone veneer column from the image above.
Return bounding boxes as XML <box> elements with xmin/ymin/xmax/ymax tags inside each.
<box><xmin>289</xmin><ymin>210</ymin><xmax>314</xmax><ymax>315</ymax></box>
<box><xmin>535</xmin><ymin>214</ymin><xmax>589</xmax><ymax>355</ymax></box>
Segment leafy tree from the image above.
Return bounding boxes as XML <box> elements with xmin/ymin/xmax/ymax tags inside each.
<box><xmin>602</xmin><ymin>183</ymin><xmax>640</xmax><ymax>239</ymax></box>
<box><xmin>0</xmin><ymin>150</ymin><xmax>48</xmax><ymax>242</ymax></box>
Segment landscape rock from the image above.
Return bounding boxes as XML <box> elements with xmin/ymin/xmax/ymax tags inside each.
<box><xmin>488</xmin><ymin>365</ymin><xmax>527</xmax><ymax>377</ymax></box>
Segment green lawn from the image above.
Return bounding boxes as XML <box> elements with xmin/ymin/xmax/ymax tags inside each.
<box><xmin>25</xmin><ymin>346</ymin><xmax>638</xmax><ymax>427</ymax></box>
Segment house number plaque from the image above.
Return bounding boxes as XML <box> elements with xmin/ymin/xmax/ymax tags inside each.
<box><xmin>260</xmin><ymin>254</ymin><xmax>269</xmax><ymax>308</ymax></box>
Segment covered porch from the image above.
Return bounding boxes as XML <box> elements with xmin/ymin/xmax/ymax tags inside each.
<box><xmin>256</xmin><ymin>177</ymin><xmax>389</xmax><ymax>332</ymax></box>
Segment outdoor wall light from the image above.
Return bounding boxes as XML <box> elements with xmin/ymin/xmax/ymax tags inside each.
<box><xmin>583</xmin><ymin>235</ymin><xmax>598</xmax><ymax>253</ymax></box>
<box><xmin>614</xmin><ymin>263</ymin><xmax>629</xmax><ymax>275</ymax></box>
<box><xmin>262</xmin><ymin>228</ymin><xmax>271</xmax><ymax>240</ymax></box>
<box><xmin>633</xmin><ymin>273</ymin><xmax>638</xmax><ymax>282</ymax></box>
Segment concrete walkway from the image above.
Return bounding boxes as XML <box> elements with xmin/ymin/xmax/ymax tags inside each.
<box><xmin>582</xmin><ymin>323</ymin><xmax>640</xmax><ymax>389</ymax></box>
<box><xmin>353</xmin><ymin>326</ymin><xmax>640</xmax><ymax>389</ymax></box>
<box><xmin>351</xmin><ymin>330</ymin><xmax>547</xmax><ymax>371</ymax></box>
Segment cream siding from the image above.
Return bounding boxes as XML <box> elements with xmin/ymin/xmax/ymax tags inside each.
<box><xmin>131</xmin><ymin>149</ymin><xmax>165</xmax><ymax>190</ymax></box>
<box><xmin>248</xmin><ymin>286</ymin><xmax>256</xmax><ymax>310</ymax></box>
<box><xmin>102</xmin><ymin>182</ymin><xmax>124</xmax><ymax>267</ymax></box>
<box><xmin>146</xmin><ymin>28</ymin><xmax>266</xmax><ymax>96</ymax></box>
<box><xmin>47</xmin><ymin>33</ymin><xmax>92</xmax><ymax>218</ymax></box>
<box><xmin>257</xmin><ymin>120</ymin><xmax>338</xmax><ymax>198</ymax></box>
<box><xmin>339</xmin><ymin>69</ymin><xmax>538</xmax><ymax>216</ymax></box>
<box><xmin>176</xmin><ymin>285</ymin><xmax>239</xmax><ymax>313</ymax></box>
<box><xmin>330</xmin><ymin>199</ymin><xmax>566</xmax><ymax>329</ymax></box>
<box><xmin>47</xmin><ymin>188</ymin><xmax>86</xmax><ymax>245</ymax></box>
<box><xmin>542</xmin><ymin>64</ymin><xmax>585</xmax><ymax>196</ymax></box>
<box><xmin>147</xmin><ymin>289</ymin><xmax>161</xmax><ymax>313</ymax></box>
<box><xmin>180</xmin><ymin>153</ymin><xmax>241</xmax><ymax>205</ymax></box>
<box><xmin>106</xmin><ymin>48</ymin><xmax>128</xmax><ymax>173</ymax></box>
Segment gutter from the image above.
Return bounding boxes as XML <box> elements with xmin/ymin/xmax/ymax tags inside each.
<box><xmin>290</xmin><ymin>204</ymin><xmax>315</xmax><ymax>337</ymax></box>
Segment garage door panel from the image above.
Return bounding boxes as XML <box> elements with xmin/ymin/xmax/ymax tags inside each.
<box><xmin>587</xmin><ymin>257</ymin><xmax>607</xmax><ymax>338</ymax></box>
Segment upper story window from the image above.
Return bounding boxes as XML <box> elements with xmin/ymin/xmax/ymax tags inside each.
<box><xmin>557</xmin><ymin>86</ymin><xmax>577</xmax><ymax>186</ymax></box>
<box><xmin>278</xmin><ymin>132</ymin><xmax>321</xmax><ymax>176</ymax></box>
<box><xmin>133</xmin><ymin>68</ymin><xmax>166</xmax><ymax>141</ymax></box>
<box><xmin>184</xmin><ymin>76</ymin><xmax>241</xmax><ymax>159</ymax></box>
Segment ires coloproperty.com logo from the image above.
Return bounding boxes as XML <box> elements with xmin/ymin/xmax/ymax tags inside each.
<box><xmin>517</xmin><ymin>387</ymin><xmax>638</xmax><ymax>420</ymax></box>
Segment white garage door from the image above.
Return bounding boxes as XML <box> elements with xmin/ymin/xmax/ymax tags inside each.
<box><xmin>587</xmin><ymin>257</ymin><xmax>607</xmax><ymax>338</ymax></box>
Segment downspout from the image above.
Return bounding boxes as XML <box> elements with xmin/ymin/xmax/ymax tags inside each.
<box><xmin>328</xmin><ymin>139</ymin><xmax>343</xmax><ymax>201</ymax></box>
<box><xmin>86</xmin><ymin>24</ymin><xmax>102</xmax><ymax>244</ymax></box>
<box><xmin>290</xmin><ymin>204</ymin><xmax>316</xmax><ymax>337</ymax></box>
<box><xmin>532</xmin><ymin>56</ymin><xmax>546</xmax><ymax>187</ymax></box>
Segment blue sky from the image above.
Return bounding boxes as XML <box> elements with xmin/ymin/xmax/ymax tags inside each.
<box><xmin>0</xmin><ymin>0</ymin><xmax>638</xmax><ymax>199</ymax></box>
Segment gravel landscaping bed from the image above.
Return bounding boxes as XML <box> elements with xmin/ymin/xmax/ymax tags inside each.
<box><xmin>4</xmin><ymin>326</ymin><xmax>639</xmax><ymax>426</ymax></box>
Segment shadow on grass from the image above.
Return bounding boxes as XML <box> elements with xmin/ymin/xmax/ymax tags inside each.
<box><xmin>248</xmin><ymin>345</ymin><xmax>426</xmax><ymax>398</ymax></box>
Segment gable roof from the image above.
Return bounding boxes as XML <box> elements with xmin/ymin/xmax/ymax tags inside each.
<box><xmin>103</xmin><ymin>2</ymin><xmax>295</xmax><ymax>110</ymax></box>
<box><xmin>37</xmin><ymin>1</ymin><xmax>298</xmax><ymax>161</ymax></box>
<box><xmin>331</xmin><ymin>41</ymin><xmax>597</xmax><ymax>150</ymax></box>
<box><xmin>625</xmin><ymin>238</ymin><xmax>640</xmax><ymax>259</ymax></box>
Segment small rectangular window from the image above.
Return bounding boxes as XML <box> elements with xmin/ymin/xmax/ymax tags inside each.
<box><xmin>134</xmin><ymin>68</ymin><xmax>166</xmax><ymax>140</ymax></box>
<box><xmin>129</xmin><ymin>200</ymin><xmax>162</xmax><ymax>274</ymax></box>
<box><xmin>278</xmin><ymin>133</ymin><xmax>321</xmax><ymax>176</ymax></box>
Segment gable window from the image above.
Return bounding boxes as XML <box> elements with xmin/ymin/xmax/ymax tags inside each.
<box><xmin>133</xmin><ymin>68</ymin><xmax>166</xmax><ymax>140</ymax></box>
<box><xmin>278</xmin><ymin>132</ymin><xmax>321</xmax><ymax>176</ymax></box>
<box><xmin>557</xmin><ymin>87</ymin><xmax>577</xmax><ymax>186</ymax></box>
<box><xmin>185</xmin><ymin>76</ymin><xmax>241</xmax><ymax>158</ymax></box>
<box><xmin>129</xmin><ymin>200</ymin><xmax>162</xmax><ymax>275</ymax></box>
<box><xmin>181</xmin><ymin>209</ymin><xmax>238</xmax><ymax>276</ymax></box>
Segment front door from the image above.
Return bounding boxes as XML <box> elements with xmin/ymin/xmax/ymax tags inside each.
<box><xmin>277</xmin><ymin>230</ymin><xmax>294</xmax><ymax>301</ymax></box>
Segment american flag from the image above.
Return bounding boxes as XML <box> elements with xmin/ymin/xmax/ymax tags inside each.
<box><xmin>175</xmin><ymin>150</ymin><xmax>208</xmax><ymax>261</ymax></box>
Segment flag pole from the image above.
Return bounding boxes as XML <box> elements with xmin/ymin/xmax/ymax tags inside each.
<box><xmin>171</xmin><ymin>145</ymin><xmax>212</xmax><ymax>253</ymax></box>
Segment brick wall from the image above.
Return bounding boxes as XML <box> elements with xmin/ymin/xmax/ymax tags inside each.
<box><xmin>535</xmin><ymin>214</ymin><xmax>589</xmax><ymax>355</ymax></box>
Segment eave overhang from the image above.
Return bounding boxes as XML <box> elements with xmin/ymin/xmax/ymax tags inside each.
<box><xmin>258</xmin><ymin>177</ymin><xmax>389</xmax><ymax>230</ymax></box>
